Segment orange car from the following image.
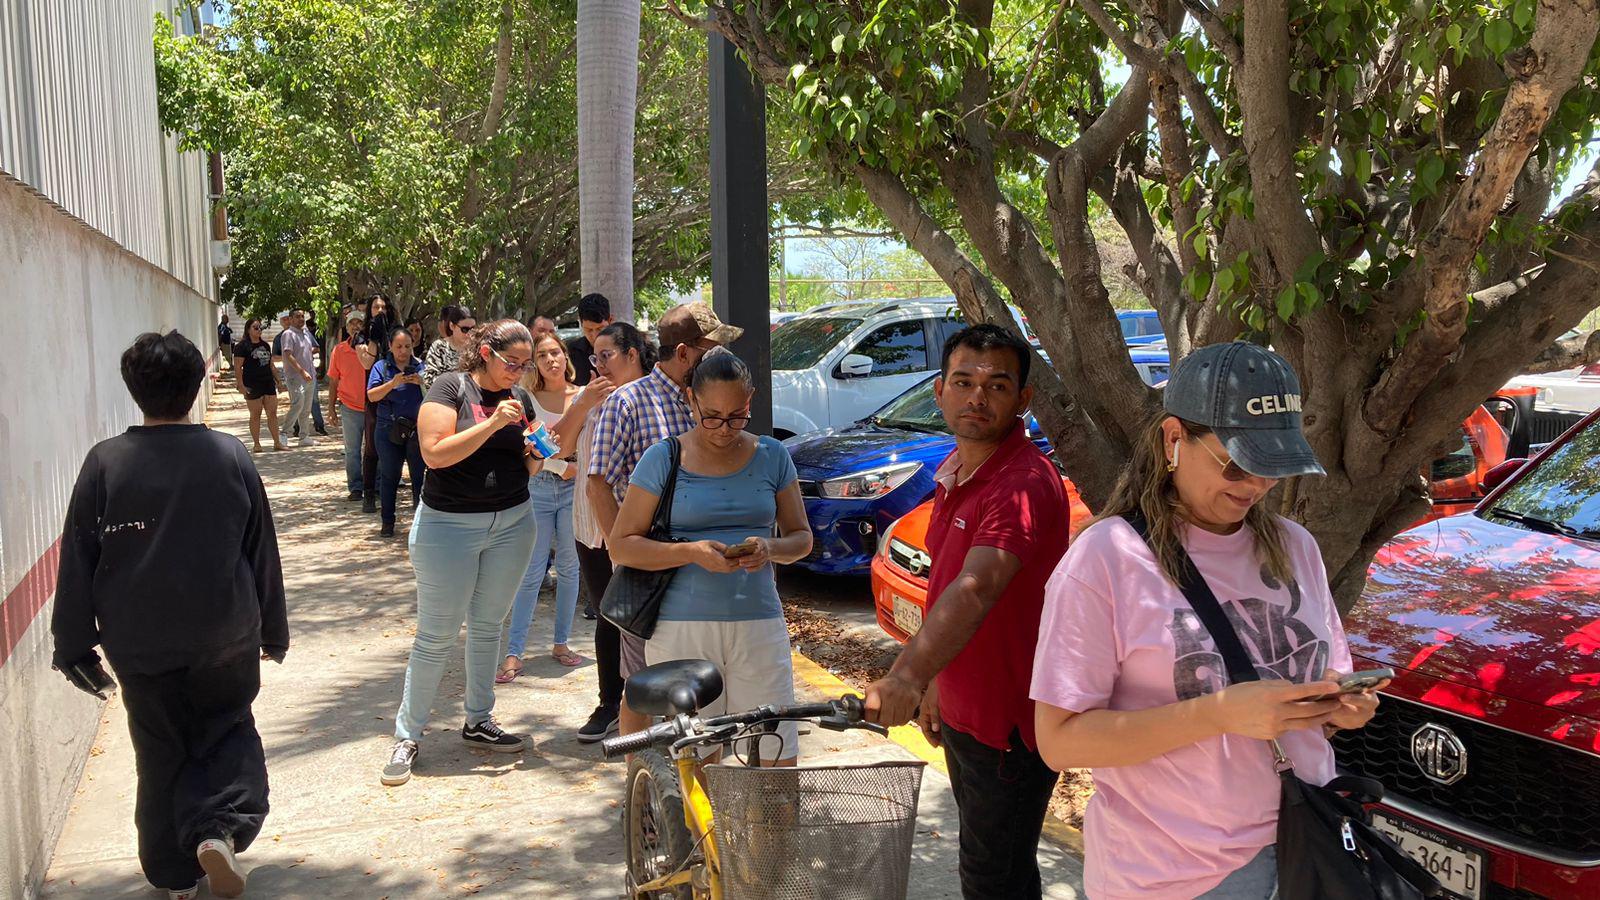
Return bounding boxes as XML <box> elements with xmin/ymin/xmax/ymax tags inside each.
<box><xmin>873</xmin><ymin>405</ymin><xmax>1517</xmax><ymax>643</ymax></box>
<box><xmin>872</xmin><ymin>472</ymin><xmax>1092</xmax><ymax>642</ymax></box>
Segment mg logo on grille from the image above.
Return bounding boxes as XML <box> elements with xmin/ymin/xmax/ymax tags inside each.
<box><xmin>1410</xmin><ymin>723</ymin><xmax>1468</xmax><ymax>785</ymax></box>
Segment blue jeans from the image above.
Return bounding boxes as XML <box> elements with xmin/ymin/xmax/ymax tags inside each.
<box><xmin>340</xmin><ymin>404</ymin><xmax>365</xmax><ymax>493</ymax></box>
<box><xmin>311</xmin><ymin>376</ymin><xmax>325</xmax><ymax>431</ymax></box>
<box><xmin>505</xmin><ymin>473</ymin><xmax>580</xmax><ymax>655</ymax></box>
<box><xmin>395</xmin><ymin>499</ymin><xmax>537</xmax><ymax>741</ymax></box>
<box><xmin>374</xmin><ymin>423</ymin><xmax>424</xmax><ymax>527</ymax></box>
<box><xmin>1198</xmin><ymin>846</ymin><xmax>1277</xmax><ymax>899</ymax></box>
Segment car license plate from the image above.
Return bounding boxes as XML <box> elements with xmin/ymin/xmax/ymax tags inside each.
<box><xmin>891</xmin><ymin>593</ymin><xmax>923</xmax><ymax>636</ymax></box>
<box><xmin>1372</xmin><ymin>813</ymin><xmax>1485</xmax><ymax>900</ymax></box>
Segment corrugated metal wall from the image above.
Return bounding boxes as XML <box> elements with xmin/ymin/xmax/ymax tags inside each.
<box><xmin>0</xmin><ymin>0</ymin><xmax>215</xmax><ymax>300</ymax></box>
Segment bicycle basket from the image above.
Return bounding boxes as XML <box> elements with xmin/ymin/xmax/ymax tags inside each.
<box><xmin>705</xmin><ymin>761</ymin><xmax>926</xmax><ymax>900</ymax></box>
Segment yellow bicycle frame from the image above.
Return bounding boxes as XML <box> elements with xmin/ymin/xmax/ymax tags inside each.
<box><xmin>630</xmin><ymin>755</ymin><xmax>724</xmax><ymax>900</ymax></box>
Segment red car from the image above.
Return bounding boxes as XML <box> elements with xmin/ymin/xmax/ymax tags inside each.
<box><xmin>1337</xmin><ymin>407</ymin><xmax>1600</xmax><ymax>899</ymax></box>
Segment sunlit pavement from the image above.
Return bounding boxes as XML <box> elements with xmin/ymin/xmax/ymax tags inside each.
<box><xmin>41</xmin><ymin>381</ymin><xmax>1083</xmax><ymax>898</ymax></box>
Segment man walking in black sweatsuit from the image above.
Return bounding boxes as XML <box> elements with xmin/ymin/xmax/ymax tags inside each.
<box><xmin>52</xmin><ymin>330</ymin><xmax>288</xmax><ymax>900</ymax></box>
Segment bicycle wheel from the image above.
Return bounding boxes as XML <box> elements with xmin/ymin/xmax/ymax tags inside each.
<box><xmin>623</xmin><ymin>749</ymin><xmax>696</xmax><ymax>899</ymax></box>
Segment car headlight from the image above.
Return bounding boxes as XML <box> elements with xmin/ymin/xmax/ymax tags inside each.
<box><xmin>878</xmin><ymin>516</ymin><xmax>900</xmax><ymax>558</ymax></box>
<box><xmin>818</xmin><ymin>462</ymin><xmax>921</xmax><ymax>500</ymax></box>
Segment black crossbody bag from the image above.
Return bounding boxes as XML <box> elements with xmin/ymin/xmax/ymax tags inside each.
<box><xmin>1122</xmin><ymin>513</ymin><xmax>1441</xmax><ymax>900</ymax></box>
<box><xmin>600</xmin><ymin>437</ymin><xmax>684</xmax><ymax>641</ymax></box>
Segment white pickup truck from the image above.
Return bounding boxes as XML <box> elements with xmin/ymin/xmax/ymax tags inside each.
<box><xmin>768</xmin><ymin>298</ymin><xmax>1030</xmax><ymax>439</ymax></box>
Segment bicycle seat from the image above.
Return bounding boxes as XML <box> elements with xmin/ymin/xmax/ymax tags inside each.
<box><xmin>626</xmin><ymin>659</ymin><xmax>724</xmax><ymax>716</ymax></box>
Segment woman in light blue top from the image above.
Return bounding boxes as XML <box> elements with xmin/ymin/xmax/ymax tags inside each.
<box><xmin>609</xmin><ymin>348</ymin><xmax>813</xmax><ymax>764</ymax></box>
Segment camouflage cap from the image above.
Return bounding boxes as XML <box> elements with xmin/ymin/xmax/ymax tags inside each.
<box><xmin>657</xmin><ymin>301</ymin><xmax>744</xmax><ymax>351</ymax></box>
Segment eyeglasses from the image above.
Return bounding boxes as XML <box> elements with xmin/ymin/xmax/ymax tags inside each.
<box><xmin>1190</xmin><ymin>436</ymin><xmax>1257</xmax><ymax>482</ymax></box>
<box><xmin>699</xmin><ymin>413</ymin><xmax>752</xmax><ymax>431</ymax></box>
<box><xmin>589</xmin><ymin>349</ymin><xmax>621</xmax><ymax>368</ymax></box>
<box><xmin>491</xmin><ymin>349</ymin><xmax>536</xmax><ymax>374</ymax></box>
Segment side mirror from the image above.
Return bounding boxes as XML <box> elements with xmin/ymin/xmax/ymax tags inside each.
<box><xmin>838</xmin><ymin>354</ymin><xmax>874</xmax><ymax>378</ymax></box>
<box><xmin>1481</xmin><ymin>458</ymin><xmax>1528</xmax><ymax>494</ymax></box>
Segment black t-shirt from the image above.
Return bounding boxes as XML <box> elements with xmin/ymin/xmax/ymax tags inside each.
<box><xmin>422</xmin><ymin>372</ymin><xmax>535</xmax><ymax>513</ymax></box>
<box><xmin>567</xmin><ymin>335</ymin><xmax>594</xmax><ymax>386</ymax></box>
<box><xmin>234</xmin><ymin>339</ymin><xmax>277</xmax><ymax>394</ymax></box>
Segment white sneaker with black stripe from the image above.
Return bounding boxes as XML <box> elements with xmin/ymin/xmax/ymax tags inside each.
<box><xmin>462</xmin><ymin>717</ymin><xmax>525</xmax><ymax>752</ymax></box>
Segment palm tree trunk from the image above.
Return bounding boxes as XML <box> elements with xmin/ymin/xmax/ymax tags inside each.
<box><xmin>576</xmin><ymin>0</ymin><xmax>641</xmax><ymax>322</ymax></box>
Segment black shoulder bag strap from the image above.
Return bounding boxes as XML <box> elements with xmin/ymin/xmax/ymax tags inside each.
<box><xmin>1121</xmin><ymin>511</ymin><xmax>1259</xmax><ymax>686</ymax></box>
<box><xmin>648</xmin><ymin>437</ymin><xmax>682</xmax><ymax>541</ymax></box>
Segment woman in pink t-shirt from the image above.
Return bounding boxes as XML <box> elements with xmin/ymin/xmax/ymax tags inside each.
<box><xmin>1030</xmin><ymin>343</ymin><xmax>1384</xmax><ymax>899</ymax></box>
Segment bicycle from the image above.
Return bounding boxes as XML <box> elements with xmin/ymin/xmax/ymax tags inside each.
<box><xmin>602</xmin><ymin>659</ymin><xmax>926</xmax><ymax>900</ymax></box>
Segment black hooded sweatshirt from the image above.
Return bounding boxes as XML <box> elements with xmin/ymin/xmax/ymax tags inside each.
<box><xmin>51</xmin><ymin>424</ymin><xmax>289</xmax><ymax>674</ymax></box>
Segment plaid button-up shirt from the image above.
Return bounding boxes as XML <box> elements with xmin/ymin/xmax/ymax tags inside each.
<box><xmin>588</xmin><ymin>365</ymin><xmax>695</xmax><ymax>506</ymax></box>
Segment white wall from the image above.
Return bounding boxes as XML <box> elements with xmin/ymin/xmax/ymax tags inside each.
<box><xmin>0</xmin><ymin>1</ymin><xmax>216</xmax><ymax>293</ymax></box>
<box><xmin>0</xmin><ymin>5</ymin><xmax>223</xmax><ymax>895</ymax></box>
<box><xmin>0</xmin><ymin>172</ymin><xmax>218</xmax><ymax>900</ymax></box>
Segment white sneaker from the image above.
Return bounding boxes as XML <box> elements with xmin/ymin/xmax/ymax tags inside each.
<box><xmin>298</xmin><ymin>436</ymin><xmax>317</xmax><ymax>447</ymax></box>
<box><xmin>197</xmin><ymin>837</ymin><xmax>247</xmax><ymax>898</ymax></box>
<box><xmin>167</xmin><ymin>885</ymin><xmax>200</xmax><ymax>900</ymax></box>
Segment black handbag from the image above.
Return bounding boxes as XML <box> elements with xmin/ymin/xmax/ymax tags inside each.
<box><xmin>388</xmin><ymin>415</ymin><xmax>416</xmax><ymax>444</ymax></box>
<box><xmin>1121</xmin><ymin>513</ymin><xmax>1442</xmax><ymax>900</ymax></box>
<box><xmin>599</xmin><ymin>437</ymin><xmax>684</xmax><ymax>641</ymax></box>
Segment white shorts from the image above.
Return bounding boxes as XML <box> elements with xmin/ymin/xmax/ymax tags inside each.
<box><xmin>645</xmin><ymin>617</ymin><xmax>799</xmax><ymax>760</ymax></box>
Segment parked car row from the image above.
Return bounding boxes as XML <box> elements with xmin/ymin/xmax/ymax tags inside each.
<box><xmin>767</xmin><ymin>299</ymin><xmax>1156</xmax><ymax>440</ymax></box>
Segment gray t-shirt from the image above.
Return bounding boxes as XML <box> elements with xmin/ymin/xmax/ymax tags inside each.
<box><xmin>278</xmin><ymin>326</ymin><xmax>316</xmax><ymax>382</ymax></box>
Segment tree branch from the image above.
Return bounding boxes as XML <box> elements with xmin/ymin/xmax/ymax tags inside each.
<box><xmin>1177</xmin><ymin>0</ymin><xmax>1241</xmax><ymax>67</ymax></box>
<box><xmin>853</xmin><ymin>161</ymin><xmax>1123</xmax><ymax>506</ymax></box>
<box><xmin>1524</xmin><ymin>328</ymin><xmax>1600</xmax><ymax>374</ymax></box>
<box><xmin>1000</xmin><ymin>0</ymin><xmax>1072</xmax><ymax>134</ymax></box>
<box><xmin>1237</xmin><ymin>0</ymin><xmax>1321</xmax><ymax>281</ymax></box>
<box><xmin>1364</xmin><ymin>0</ymin><xmax>1600</xmax><ymax>439</ymax></box>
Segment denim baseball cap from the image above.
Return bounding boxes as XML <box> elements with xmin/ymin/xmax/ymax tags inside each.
<box><xmin>1163</xmin><ymin>342</ymin><xmax>1326</xmax><ymax>479</ymax></box>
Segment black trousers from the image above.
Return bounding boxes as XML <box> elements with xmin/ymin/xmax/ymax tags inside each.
<box><xmin>116</xmin><ymin>654</ymin><xmax>270</xmax><ymax>890</ymax></box>
<box><xmin>941</xmin><ymin>721</ymin><xmax>1058</xmax><ymax>900</ymax></box>
<box><xmin>576</xmin><ymin>541</ymin><xmax>622</xmax><ymax>708</ymax></box>
<box><xmin>361</xmin><ymin>404</ymin><xmax>378</xmax><ymax>494</ymax></box>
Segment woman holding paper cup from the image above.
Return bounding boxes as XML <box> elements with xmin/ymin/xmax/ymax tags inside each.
<box><xmin>500</xmin><ymin>331</ymin><xmax>587</xmax><ymax>679</ymax></box>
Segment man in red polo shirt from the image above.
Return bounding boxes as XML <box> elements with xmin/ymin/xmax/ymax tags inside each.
<box><xmin>865</xmin><ymin>323</ymin><xmax>1070</xmax><ymax>899</ymax></box>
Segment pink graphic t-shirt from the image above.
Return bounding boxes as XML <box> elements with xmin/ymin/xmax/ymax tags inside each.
<box><xmin>1030</xmin><ymin>515</ymin><xmax>1352</xmax><ymax>899</ymax></box>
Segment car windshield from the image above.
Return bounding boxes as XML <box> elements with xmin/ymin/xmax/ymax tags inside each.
<box><xmin>1484</xmin><ymin>417</ymin><xmax>1600</xmax><ymax>538</ymax></box>
<box><xmin>869</xmin><ymin>377</ymin><xmax>949</xmax><ymax>434</ymax></box>
<box><xmin>770</xmin><ymin>316</ymin><xmax>864</xmax><ymax>371</ymax></box>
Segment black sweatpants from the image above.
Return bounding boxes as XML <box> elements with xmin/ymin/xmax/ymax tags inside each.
<box><xmin>941</xmin><ymin>722</ymin><xmax>1058</xmax><ymax>900</ymax></box>
<box><xmin>116</xmin><ymin>654</ymin><xmax>270</xmax><ymax>890</ymax></box>
<box><xmin>576</xmin><ymin>541</ymin><xmax>622</xmax><ymax>708</ymax></box>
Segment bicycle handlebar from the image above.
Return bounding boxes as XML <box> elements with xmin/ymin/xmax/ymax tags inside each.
<box><xmin>601</xmin><ymin>720</ymin><xmax>681</xmax><ymax>758</ymax></box>
<box><xmin>600</xmin><ymin>695</ymin><xmax>869</xmax><ymax>759</ymax></box>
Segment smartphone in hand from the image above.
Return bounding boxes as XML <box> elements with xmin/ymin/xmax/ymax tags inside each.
<box><xmin>1309</xmin><ymin>667</ymin><xmax>1395</xmax><ymax>702</ymax></box>
<box><xmin>722</xmin><ymin>541</ymin><xmax>759</xmax><ymax>559</ymax></box>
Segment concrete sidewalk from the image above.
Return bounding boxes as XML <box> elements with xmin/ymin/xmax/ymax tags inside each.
<box><xmin>41</xmin><ymin>384</ymin><xmax>1083</xmax><ymax>899</ymax></box>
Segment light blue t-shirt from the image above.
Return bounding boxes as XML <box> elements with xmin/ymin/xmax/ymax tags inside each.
<box><xmin>631</xmin><ymin>435</ymin><xmax>797</xmax><ymax>621</ymax></box>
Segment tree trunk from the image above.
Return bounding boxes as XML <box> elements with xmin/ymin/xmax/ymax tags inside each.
<box><xmin>576</xmin><ymin>0</ymin><xmax>641</xmax><ymax>322</ymax></box>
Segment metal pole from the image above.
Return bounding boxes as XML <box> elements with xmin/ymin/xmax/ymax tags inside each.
<box><xmin>779</xmin><ymin>231</ymin><xmax>788</xmax><ymax>311</ymax></box>
<box><xmin>708</xmin><ymin>32</ymin><xmax>773</xmax><ymax>435</ymax></box>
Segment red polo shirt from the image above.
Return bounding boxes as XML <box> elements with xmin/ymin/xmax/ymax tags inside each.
<box><xmin>926</xmin><ymin>421</ymin><xmax>1070</xmax><ymax>751</ymax></box>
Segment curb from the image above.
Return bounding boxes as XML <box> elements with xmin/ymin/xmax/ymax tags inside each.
<box><xmin>789</xmin><ymin>650</ymin><xmax>1085</xmax><ymax>856</ymax></box>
